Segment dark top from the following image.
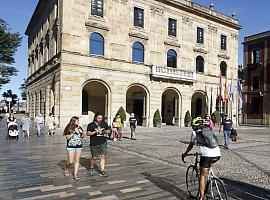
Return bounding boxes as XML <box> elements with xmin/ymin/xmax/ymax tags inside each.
<box><xmin>222</xmin><ymin>119</ymin><xmax>233</xmax><ymax>131</ymax></box>
<box><xmin>66</xmin><ymin>127</ymin><xmax>83</xmax><ymax>148</ymax></box>
<box><xmin>87</xmin><ymin>121</ymin><xmax>109</xmax><ymax>146</ymax></box>
<box><xmin>129</xmin><ymin>117</ymin><xmax>137</xmax><ymax>128</ymax></box>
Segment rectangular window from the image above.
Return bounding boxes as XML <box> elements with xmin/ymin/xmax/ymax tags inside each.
<box><xmin>134</xmin><ymin>7</ymin><xmax>144</xmax><ymax>28</ymax></box>
<box><xmin>91</xmin><ymin>0</ymin><xmax>103</xmax><ymax>17</ymax></box>
<box><xmin>221</xmin><ymin>35</ymin><xmax>227</xmax><ymax>50</ymax></box>
<box><xmin>197</xmin><ymin>27</ymin><xmax>204</xmax><ymax>44</ymax></box>
<box><xmin>168</xmin><ymin>18</ymin><xmax>177</xmax><ymax>37</ymax></box>
<box><xmin>251</xmin><ymin>76</ymin><xmax>260</xmax><ymax>90</ymax></box>
<box><xmin>253</xmin><ymin>49</ymin><xmax>260</xmax><ymax>64</ymax></box>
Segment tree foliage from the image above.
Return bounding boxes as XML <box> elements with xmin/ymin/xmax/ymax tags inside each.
<box><xmin>2</xmin><ymin>89</ymin><xmax>18</xmax><ymax>108</ymax></box>
<box><xmin>0</xmin><ymin>18</ymin><xmax>22</xmax><ymax>89</ymax></box>
<box><xmin>19</xmin><ymin>78</ymin><xmax>27</xmax><ymax>100</ymax></box>
<box><xmin>116</xmin><ymin>106</ymin><xmax>126</xmax><ymax>123</ymax></box>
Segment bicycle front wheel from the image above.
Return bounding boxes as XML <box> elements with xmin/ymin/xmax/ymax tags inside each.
<box><xmin>186</xmin><ymin>165</ymin><xmax>199</xmax><ymax>198</ymax></box>
<box><xmin>205</xmin><ymin>177</ymin><xmax>228</xmax><ymax>200</ymax></box>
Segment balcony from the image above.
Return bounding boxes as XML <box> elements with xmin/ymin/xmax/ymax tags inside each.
<box><xmin>151</xmin><ymin>65</ymin><xmax>196</xmax><ymax>82</ymax></box>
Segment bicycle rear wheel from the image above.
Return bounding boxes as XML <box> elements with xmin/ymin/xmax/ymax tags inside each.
<box><xmin>186</xmin><ymin>165</ymin><xmax>199</xmax><ymax>198</ymax></box>
<box><xmin>205</xmin><ymin>177</ymin><xmax>228</xmax><ymax>200</ymax></box>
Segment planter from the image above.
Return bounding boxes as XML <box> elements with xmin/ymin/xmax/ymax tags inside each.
<box><xmin>153</xmin><ymin>122</ymin><xmax>161</xmax><ymax>128</ymax></box>
<box><xmin>184</xmin><ymin>121</ymin><xmax>190</xmax><ymax>127</ymax></box>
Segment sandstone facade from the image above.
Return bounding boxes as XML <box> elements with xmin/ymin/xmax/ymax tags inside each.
<box><xmin>25</xmin><ymin>0</ymin><xmax>241</xmax><ymax>127</ymax></box>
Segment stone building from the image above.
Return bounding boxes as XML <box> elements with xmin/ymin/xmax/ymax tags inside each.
<box><xmin>25</xmin><ymin>0</ymin><xmax>241</xmax><ymax>127</ymax></box>
<box><xmin>242</xmin><ymin>31</ymin><xmax>270</xmax><ymax>125</ymax></box>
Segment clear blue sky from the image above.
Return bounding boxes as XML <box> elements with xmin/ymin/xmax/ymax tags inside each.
<box><xmin>0</xmin><ymin>0</ymin><xmax>269</xmax><ymax>100</ymax></box>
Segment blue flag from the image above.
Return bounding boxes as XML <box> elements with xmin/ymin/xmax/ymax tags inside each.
<box><xmin>229</xmin><ymin>78</ymin><xmax>235</xmax><ymax>102</ymax></box>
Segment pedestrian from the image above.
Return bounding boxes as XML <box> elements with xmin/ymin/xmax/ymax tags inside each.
<box><xmin>219</xmin><ymin>114</ymin><xmax>233</xmax><ymax>149</ymax></box>
<box><xmin>46</xmin><ymin>113</ymin><xmax>55</xmax><ymax>135</ymax></box>
<box><xmin>5</xmin><ymin>110</ymin><xmax>15</xmax><ymax>127</ymax></box>
<box><xmin>115</xmin><ymin>114</ymin><xmax>122</xmax><ymax>140</ymax></box>
<box><xmin>63</xmin><ymin>116</ymin><xmax>84</xmax><ymax>180</ymax></box>
<box><xmin>21</xmin><ymin>113</ymin><xmax>30</xmax><ymax>138</ymax></box>
<box><xmin>204</xmin><ymin>114</ymin><xmax>215</xmax><ymax>131</ymax></box>
<box><xmin>129</xmin><ymin>113</ymin><xmax>137</xmax><ymax>140</ymax></box>
<box><xmin>34</xmin><ymin>114</ymin><xmax>44</xmax><ymax>137</ymax></box>
<box><xmin>112</xmin><ymin>117</ymin><xmax>118</xmax><ymax>141</ymax></box>
<box><xmin>86</xmin><ymin>112</ymin><xmax>110</xmax><ymax>177</ymax></box>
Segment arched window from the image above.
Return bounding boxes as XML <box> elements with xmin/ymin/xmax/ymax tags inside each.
<box><xmin>196</xmin><ymin>56</ymin><xmax>204</xmax><ymax>73</ymax></box>
<box><xmin>167</xmin><ymin>49</ymin><xmax>177</xmax><ymax>68</ymax></box>
<box><xmin>132</xmin><ymin>42</ymin><xmax>144</xmax><ymax>63</ymax></box>
<box><xmin>90</xmin><ymin>32</ymin><xmax>104</xmax><ymax>56</ymax></box>
<box><xmin>220</xmin><ymin>61</ymin><xmax>227</xmax><ymax>76</ymax></box>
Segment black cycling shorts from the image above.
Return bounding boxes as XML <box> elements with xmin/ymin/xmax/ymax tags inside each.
<box><xmin>200</xmin><ymin>156</ymin><xmax>220</xmax><ymax>168</ymax></box>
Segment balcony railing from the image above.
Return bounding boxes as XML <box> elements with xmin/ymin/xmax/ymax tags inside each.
<box><xmin>151</xmin><ymin>65</ymin><xmax>196</xmax><ymax>82</ymax></box>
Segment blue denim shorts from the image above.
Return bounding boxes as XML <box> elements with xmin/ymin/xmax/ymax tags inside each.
<box><xmin>66</xmin><ymin>147</ymin><xmax>82</xmax><ymax>151</ymax></box>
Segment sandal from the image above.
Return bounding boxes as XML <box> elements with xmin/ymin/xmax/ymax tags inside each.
<box><xmin>64</xmin><ymin>170</ymin><xmax>70</xmax><ymax>177</ymax></box>
<box><xmin>73</xmin><ymin>176</ymin><xmax>80</xmax><ymax>181</ymax></box>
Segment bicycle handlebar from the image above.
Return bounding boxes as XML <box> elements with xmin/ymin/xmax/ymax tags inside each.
<box><xmin>182</xmin><ymin>153</ymin><xmax>202</xmax><ymax>163</ymax></box>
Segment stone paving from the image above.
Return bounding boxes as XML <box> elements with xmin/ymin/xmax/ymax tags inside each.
<box><xmin>0</xmin><ymin>115</ymin><xmax>270</xmax><ymax>200</ymax></box>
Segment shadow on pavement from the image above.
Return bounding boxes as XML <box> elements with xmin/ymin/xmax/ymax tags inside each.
<box><xmin>222</xmin><ymin>178</ymin><xmax>270</xmax><ymax>199</ymax></box>
<box><xmin>142</xmin><ymin>172</ymin><xmax>191</xmax><ymax>199</ymax></box>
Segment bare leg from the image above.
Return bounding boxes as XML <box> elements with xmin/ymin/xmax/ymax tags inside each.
<box><xmin>65</xmin><ymin>151</ymin><xmax>75</xmax><ymax>176</ymax></box>
<box><xmin>100</xmin><ymin>155</ymin><xmax>106</xmax><ymax>172</ymax></box>
<box><xmin>74</xmin><ymin>150</ymin><xmax>81</xmax><ymax>179</ymax></box>
<box><xmin>90</xmin><ymin>157</ymin><xmax>97</xmax><ymax>169</ymax></box>
<box><xmin>199</xmin><ymin>167</ymin><xmax>208</xmax><ymax>200</ymax></box>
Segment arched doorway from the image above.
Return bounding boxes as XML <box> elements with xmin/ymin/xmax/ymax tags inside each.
<box><xmin>82</xmin><ymin>80</ymin><xmax>110</xmax><ymax>122</ymax></box>
<box><xmin>126</xmin><ymin>85</ymin><xmax>148</xmax><ymax>126</ymax></box>
<box><xmin>191</xmin><ymin>91</ymin><xmax>207</xmax><ymax>118</ymax></box>
<box><xmin>162</xmin><ymin>88</ymin><xmax>181</xmax><ymax>125</ymax></box>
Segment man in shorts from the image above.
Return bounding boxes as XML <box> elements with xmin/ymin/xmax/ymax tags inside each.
<box><xmin>87</xmin><ymin>112</ymin><xmax>110</xmax><ymax>177</ymax></box>
<box><xmin>182</xmin><ymin>117</ymin><xmax>221</xmax><ymax>200</ymax></box>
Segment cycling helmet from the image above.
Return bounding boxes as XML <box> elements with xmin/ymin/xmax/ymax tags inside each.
<box><xmin>191</xmin><ymin>117</ymin><xmax>203</xmax><ymax>129</ymax></box>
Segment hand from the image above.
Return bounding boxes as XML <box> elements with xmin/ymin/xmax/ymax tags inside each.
<box><xmin>181</xmin><ymin>153</ymin><xmax>187</xmax><ymax>163</ymax></box>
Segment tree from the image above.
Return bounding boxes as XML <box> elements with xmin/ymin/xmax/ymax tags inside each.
<box><xmin>116</xmin><ymin>106</ymin><xmax>126</xmax><ymax>123</ymax></box>
<box><xmin>2</xmin><ymin>89</ymin><xmax>18</xmax><ymax>109</ymax></box>
<box><xmin>153</xmin><ymin>109</ymin><xmax>161</xmax><ymax>127</ymax></box>
<box><xmin>19</xmin><ymin>78</ymin><xmax>27</xmax><ymax>100</ymax></box>
<box><xmin>0</xmin><ymin>18</ymin><xmax>22</xmax><ymax>89</ymax></box>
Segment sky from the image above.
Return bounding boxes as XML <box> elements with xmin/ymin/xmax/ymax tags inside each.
<box><xmin>0</xmin><ymin>0</ymin><xmax>269</xmax><ymax>100</ymax></box>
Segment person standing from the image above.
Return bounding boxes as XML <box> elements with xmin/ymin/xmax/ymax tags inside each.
<box><xmin>21</xmin><ymin>113</ymin><xmax>30</xmax><ymax>138</ymax></box>
<box><xmin>204</xmin><ymin>114</ymin><xmax>215</xmax><ymax>131</ymax></box>
<box><xmin>87</xmin><ymin>113</ymin><xmax>110</xmax><ymax>177</ymax></box>
<box><xmin>115</xmin><ymin>115</ymin><xmax>122</xmax><ymax>140</ymax></box>
<box><xmin>112</xmin><ymin>118</ymin><xmax>118</xmax><ymax>141</ymax></box>
<box><xmin>219</xmin><ymin>114</ymin><xmax>233</xmax><ymax>149</ymax></box>
<box><xmin>34</xmin><ymin>114</ymin><xmax>44</xmax><ymax>137</ymax></box>
<box><xmin>46</xmin><ymin>113</ymin><xmax>55</xmax><ymax>135</ymax></box>
<box><xmin>63</xmin><ymin>116</ymin><xmax>84</xmax><ymax>180</ymax></box>
<box><xmin>129</xmin><ymin>113</ymin><xmax>137</xmax><ymax>140</ymax></box>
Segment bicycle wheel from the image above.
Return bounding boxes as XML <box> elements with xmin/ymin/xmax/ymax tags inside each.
<box><xmin>186</xmin><ymin>165</ymin><xmax>199</xmax><ymax>198</ymax></box>
<box><xmin>205</xmin><ymin>177</ymin><xmax>228</xmax><ymax>200</ymax></box>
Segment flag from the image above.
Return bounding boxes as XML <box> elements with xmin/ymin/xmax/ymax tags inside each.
<box><xmin>210</xmin><ymin>86</ymin><xmax>213</xmax><ymax>114</ymax></box>
<box><xmin>238</xmin><ymin>79</ymin><xmax>243</xmax><ymax>101</ymax></box>
<box><xmin>224</xmin><ymin>76</ymin><xmax>229</xmax><ymax>102</ymax></box>
<box><xmin>229</xmin><ymin>78</ymin><xmax>235</xmax><ymax>102</ymax></box>
<box><xmin>219</xmin><ymin>74</ymin><xmax>224</xmax><ymax>101</ymax></box>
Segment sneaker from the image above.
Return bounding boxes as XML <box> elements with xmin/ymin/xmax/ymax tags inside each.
<box><xmin>88</xmin><ymin>168</ymin><xmax>94</xmax><ymax>176</ymax></box>
<box><xmin>113</xmin><ymin>138</ymin><xmax>117</xmax><ymax>141</ymax></box>
<box><xmin>99</xmin><ymin>171</ymin><xmax>108</xmax><ymax>177</ymax></box>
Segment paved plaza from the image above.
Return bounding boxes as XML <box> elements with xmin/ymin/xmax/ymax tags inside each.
<box><xmin>0</xmin><ymin>115</ymin><xmax>270</xmax><ymax>200</ymax></box>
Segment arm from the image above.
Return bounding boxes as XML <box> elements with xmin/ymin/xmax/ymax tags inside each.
<box><xmin>65</xmin><ymin>132</ymin><xmax>74</xmax><ymax>140</ymax></box>
<box><xmin>86</xmin><ymin>129</ymin><xmax>97</xmax><ymax>136</ymax></box>
<box><xmin>182</xmin><ymin>142</ymin><xmax>194</xmax><ymax>157</ymax></box>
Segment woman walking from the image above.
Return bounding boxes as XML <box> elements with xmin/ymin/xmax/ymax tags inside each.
<box><xmin>21</xmin><ymin>113</ymin><xmax>31</xmax><ymax>138</ymax></box>
<box><xmin>63</xmin><ymin>116</ymin><xmax>84</xmax><ymax>180</ymax></box>
<box><xmin>46</xmin><ymin>113</ymin><xmax>55</xmax><ymax>135</ymax></box>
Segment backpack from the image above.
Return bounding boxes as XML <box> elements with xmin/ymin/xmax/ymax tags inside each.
<box><xmin>197</xmin><ymin>127</ymin><xmax>218</xmax><ymax>149</ymax></box>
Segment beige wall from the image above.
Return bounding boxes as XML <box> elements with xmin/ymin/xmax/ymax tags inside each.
<box><xmin>27</xmin><ymin>0</ymin><xmax>240</xmax><ymax>127</ymax></box>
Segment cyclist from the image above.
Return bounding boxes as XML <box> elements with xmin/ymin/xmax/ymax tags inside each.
<box><xmin>182</xmin><ymin>117</ymin><xmax>221</xmax><ymax>200</ymax></box>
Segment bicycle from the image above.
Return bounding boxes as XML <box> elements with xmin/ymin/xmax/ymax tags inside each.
<box><xmin>182</xmin><ymin>153</ymin><xmax>228</xmax><ymax>200</ymax></box>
